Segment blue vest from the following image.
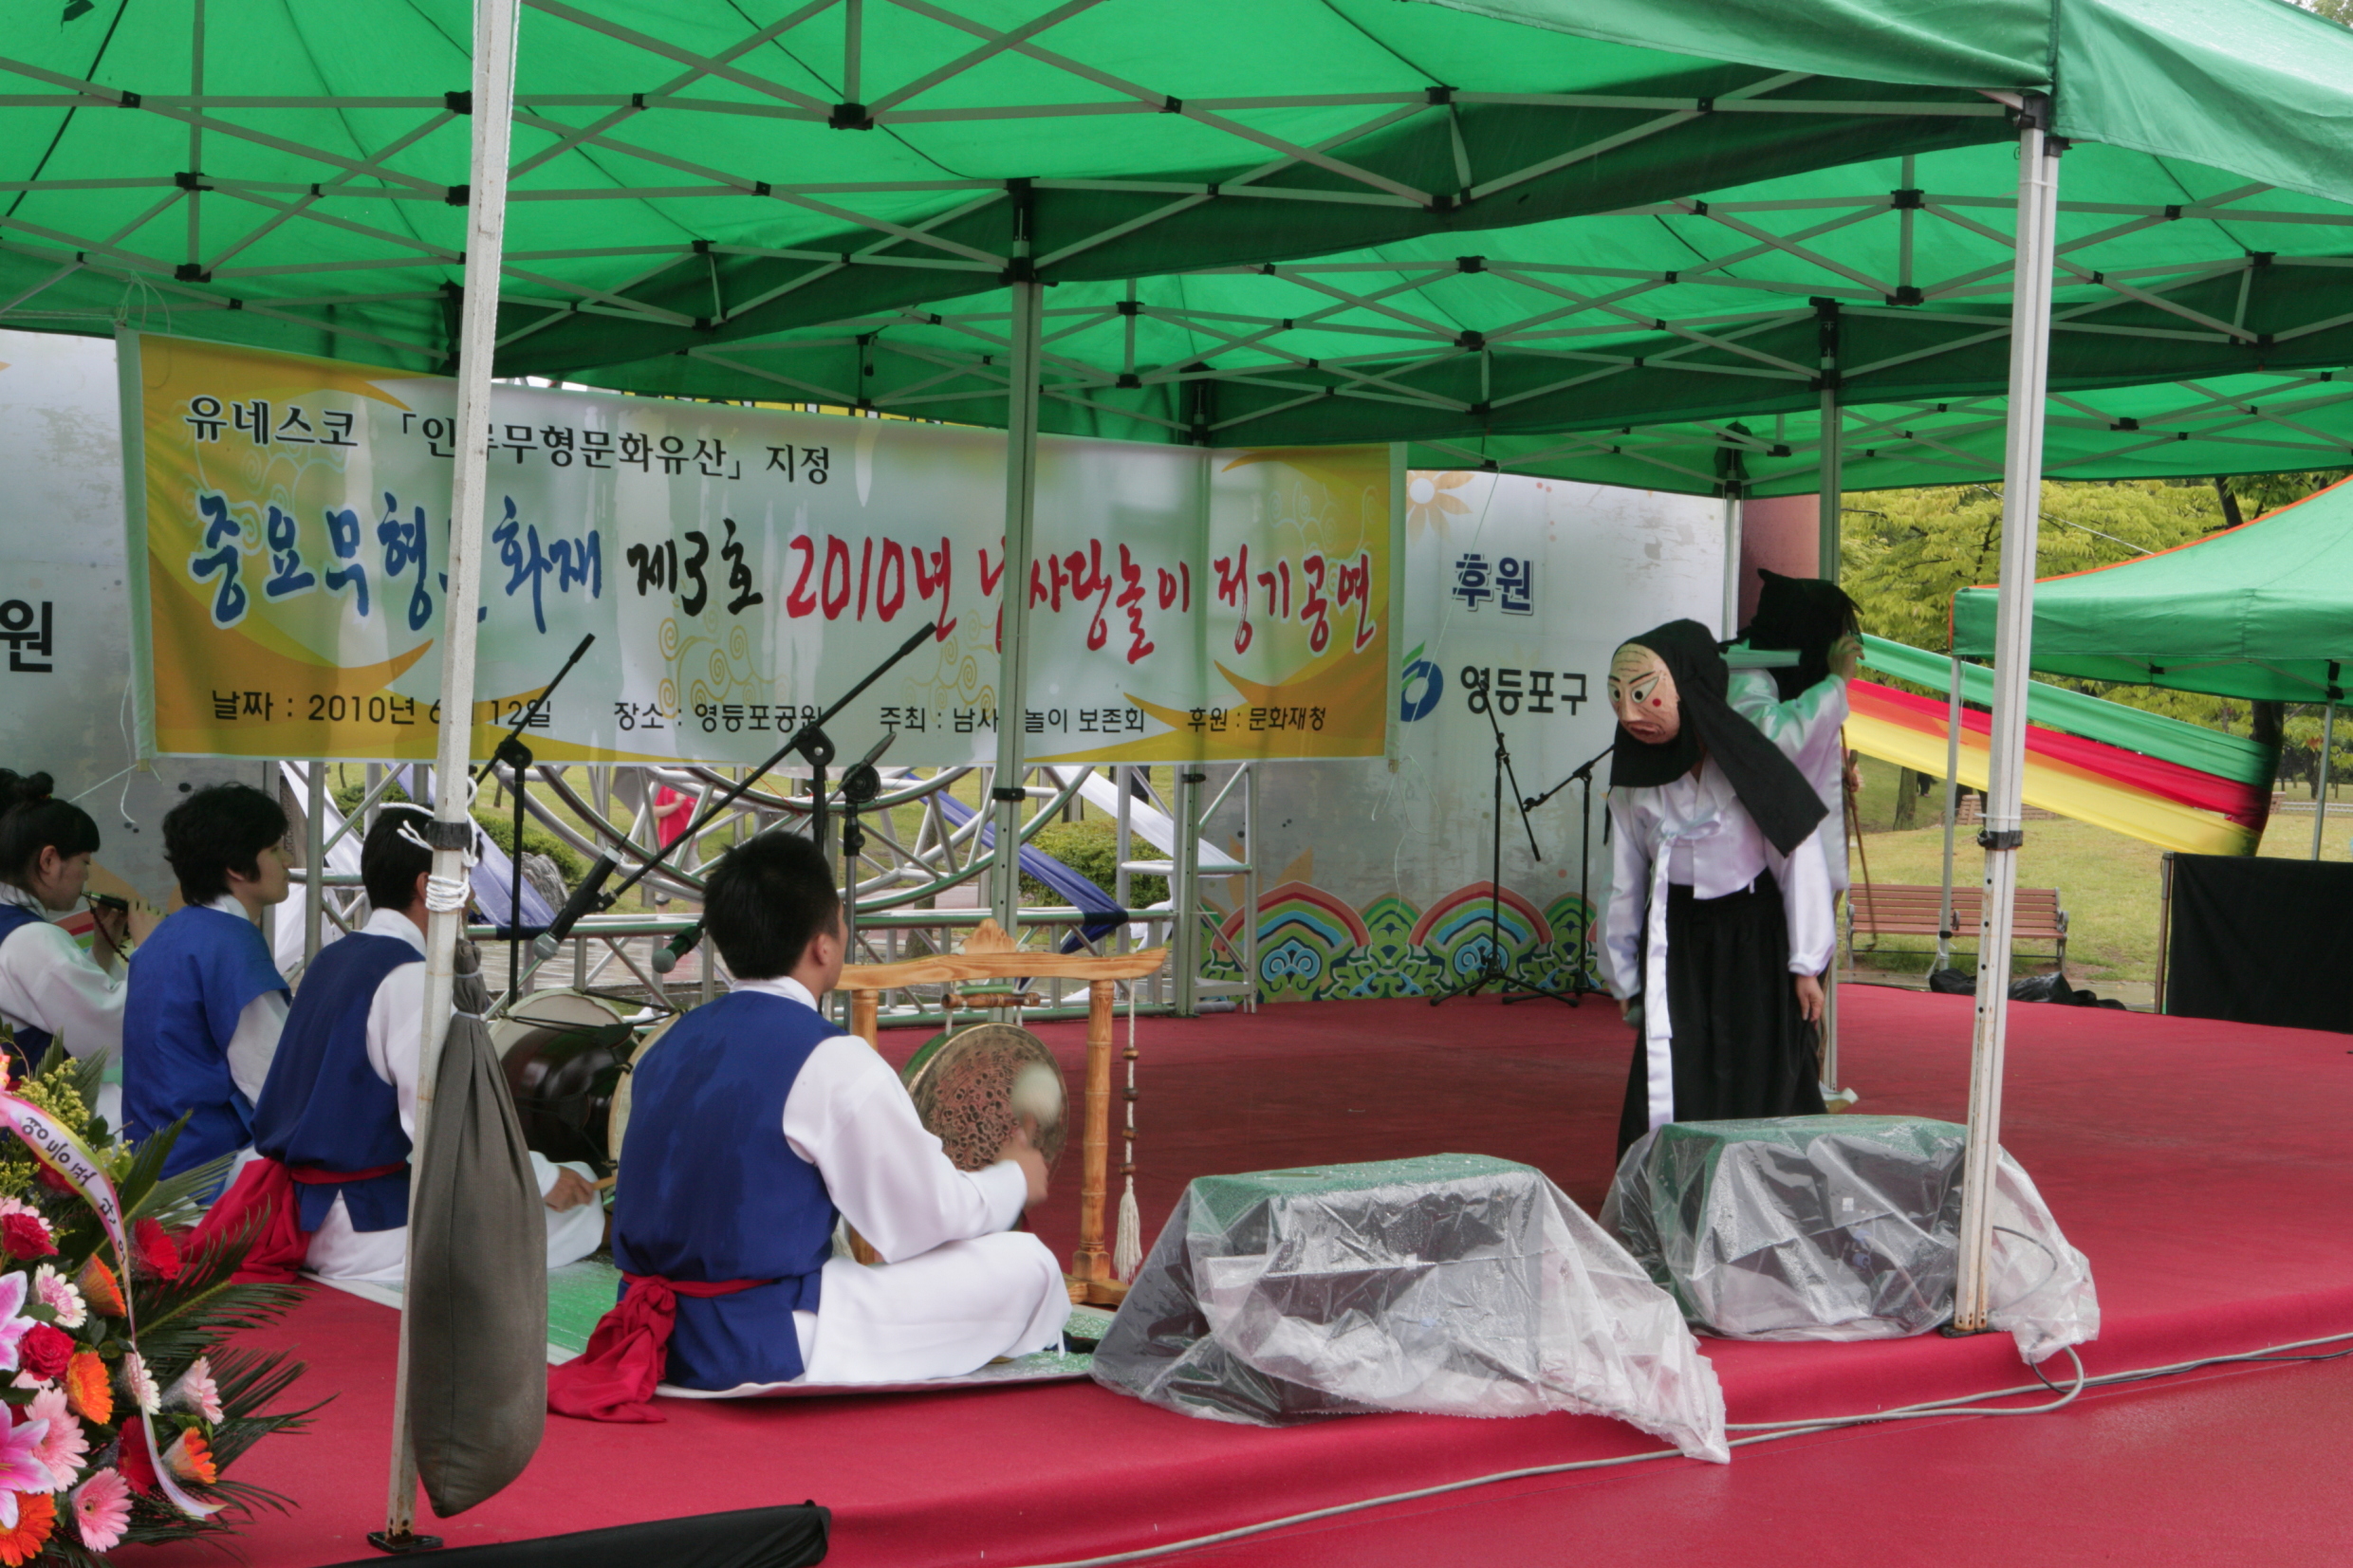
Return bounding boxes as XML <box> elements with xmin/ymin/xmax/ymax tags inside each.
<box><xmin>612</xmin><ymin>990</ymin><xmax>840</xmax><ymax>1389</ymax></box>
<box><xmin>123</xmin><ymin>905</ymin><xmax>289</xmax><ymax>1188</ymax></box>
<box><xmin>250</xmin><ymin>932</ymin><xmax>419</xmax><ymax>1233</ymax></box>
<box><xmin>0</xmin><ymin>905</ymin><xmax>54</xmax><ymax>1079</ymax></box>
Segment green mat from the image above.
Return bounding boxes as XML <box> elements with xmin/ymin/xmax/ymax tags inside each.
<box><xmin>338</xmin><ymin>1262</ymin><xmax>1108</xmax><ymax>1391</ymax></box>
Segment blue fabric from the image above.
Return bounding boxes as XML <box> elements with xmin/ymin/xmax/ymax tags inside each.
<box><xmin>0</xmin><ymin>906</ymin><xmax>54</xmax><ymax>1078</ymax></box>
<box><xmin>122</xmin><ymin>905</ymin><xmax>288</xmax><ymax>1188</ymax></box>
<box><xmin>251</xmin><ymin>932</ymin><xmax>419</xmax><ymax>1232</ymax></box>
<box><xmin>934</xmin><ymin>793</ymin><xmax>1125</xmax><ymax>949</ymax></box>
<box><xmin>612</xmin><ymin>989</ymin><xmax>839</xmax><ymax>1389</ymax></box>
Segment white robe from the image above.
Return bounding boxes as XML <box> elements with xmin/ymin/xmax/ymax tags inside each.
<box><xmin>681</xmin><ymin>975</ymin><xmax>1068</xmax><ymax>1391</ymax></box>
<box><xmin>0</xmin><ymin>883</ymin><xmax>126</xmax><ymax>1125</ymax></box>
<box><xmin>197</xmin><ymin>893</ymin><xmax>289</xmax><ymax>1105</ymax></box>
<box><xmin>1729</xmin><ymin>669</ymin><xmax>1853</xmax><ymax>893</ymax></box>
<box><xmin>1603</xmin><ymin>762</ymin><xmax>1837</xmax><ymax>1004</ymax></box>
<box><xmin>301</xmin><ymin>908</ymin><xmax>605</xmax><ymax>1282</ymax></box>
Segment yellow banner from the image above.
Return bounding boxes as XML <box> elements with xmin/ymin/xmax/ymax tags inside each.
<box><xmin>124</xmin><ymin>331</ymin><xmax>1396</xmax><ymax>766</ymax></box>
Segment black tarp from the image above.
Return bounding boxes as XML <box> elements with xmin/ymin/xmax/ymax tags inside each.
<box><xmin>2166</xmin><ymin>855</ymin><xmax>2353</xmax><ymax>1033</ymax></box>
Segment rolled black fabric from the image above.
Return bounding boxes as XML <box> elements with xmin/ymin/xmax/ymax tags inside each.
<box><xmin>1606</xmin><ymin>618</ymin><xmax>1828</xmax><ymax>856</ymax></box>
<box><xmin>1742</xmin><ymin>569</ymin><xmax>1862</xmax><ymax>702</ymax></box>
<box><xmin>324</xmin><ymin>1505</ymin><xmax>830</xmax><ymax>1568</ymax></box>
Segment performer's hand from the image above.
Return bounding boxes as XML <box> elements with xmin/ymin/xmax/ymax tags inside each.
<box><xmin>1617</xmin><ymin>995</ymin><xmax>1634</xmax><ymax>1022</ymax></box>
<box><xmin>88</xmin><ymin>903</ymin><xmax>129</xmax><ymax>957</ymax></box>
<box><xmin>998</xmin><ymin>1122</ymin><xmax>1049</xmax><ymax>1208</ymax></box>
<box><xmin>1829</xmin><ymin>633</ymin><xmax>1862</xmax><ymax>683</ymax></box>
<box><xmin>1794</xmin><ymin>972</ymin><xmax>1826</xmax><ymax>1024</ymax></box>
<box><xmin>544</xmin><ymin>1168</ymin><xmax>598</xmax><ymax>1211</ymax></box>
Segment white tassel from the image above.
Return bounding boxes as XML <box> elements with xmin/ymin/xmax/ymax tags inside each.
<box><xmin>1113</xmin><ymin>982</ymin><xmax>1142</xmax><ymax>1282</ymax></box>
<box><xmin>1114</xmin><ymin>1177</ymin><xmax>1142</xmax><ymax>1282</ymax></box>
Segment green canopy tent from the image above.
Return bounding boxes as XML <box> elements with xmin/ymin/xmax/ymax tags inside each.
<box><xmin>13</xmin><ymin>0</ymin><xmax>2353</xmax><ymax>1515</ymax></box>
<box><xmin>1953</xmin><ymin>476</ymin><xmax>2353</xmax><ymax>705</ymax></box>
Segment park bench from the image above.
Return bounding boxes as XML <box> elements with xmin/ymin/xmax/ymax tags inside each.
<box><xmin>1845</xmin><ymin>882</ymin><xmax>2068</xmax><ymax>972</ymax></box>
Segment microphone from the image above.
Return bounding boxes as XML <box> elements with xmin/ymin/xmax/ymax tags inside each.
<box><xmin>651</xmin><ymin>920</ymin><xmax>703</xmax><ymax>976</ymax></box>
<box><xmin>532</xmin><ymin>852</ymin><xmax>616</xmax><ymax>962</ymax></box>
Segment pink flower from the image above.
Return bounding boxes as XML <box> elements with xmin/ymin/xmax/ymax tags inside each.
<box><xmin>0</xmin><ymin>1276</ymin><xmax>35</xmax><ymax>1374</ymax></box>
<box><xmin>66</xmin><ymin>1468</ymin><xmax>126</xmax><ymax>1553</ymax></box>
<box><xmin>162</xmin><ymin>1357</ymin><xmax>222</xmax><ymax>1424</ymax></box>
<box><xmin>30</xmin><ymin>1268</ymin><xmax>82</xmax><ymax>1333</ymax></box>
<box><xmin>118</xmin><ymin>1354</ymin><xmax>157</xmax><ymax>1418</ymax></box>
<box><xmin>0</xmin><ymin>1415</ymin><xmax>54</xmax><ymax>1500</ymax></box>
<box><xmin>23</xmin><ymin>1394</ymin><xmax>80</xmax><ymax>1490</ymax></box>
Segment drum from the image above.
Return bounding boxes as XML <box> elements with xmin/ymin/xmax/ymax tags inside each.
<box><xmin>494</xmin><ymin>989</ymin><xmax>654</xmax><ymax>1174</ymax></box>
<box><xmin>603</xmin><ymin>1008</ymin><xmax>686</xmax><ymax>1170</ymax></box>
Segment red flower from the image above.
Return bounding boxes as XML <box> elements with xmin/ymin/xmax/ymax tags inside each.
<box><xmin>133</xmin><ymin>1218</ymin><xmax>181</xmax><ymax>1282</ymax></box>
<box><xmin>0</xmin><ymin>1216</ymin><xmax>52</xmax><ymax>1263</ymax></box>
<box><xmin>16</xmin><ymin>1325</ymin><xmax>69</xmax><ymax>1384</ymax></box>
<box><xmin>32</xmin><ymin>1168</ymin><xmax>71</xmax><ymax>1198</ymax></box>
<box><xmin>114</xmin><ymin>1430</ymin><xmax>156</xmax><ymax>1496</ymax></box>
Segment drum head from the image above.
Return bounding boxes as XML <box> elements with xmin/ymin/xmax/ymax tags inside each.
<box><xmin>902</xmin><ymin>1024</ymin><xmax>1068</xmax><ymax>1171</ymax></box>
<box><xmin>606</xmin><ymin>1009</ymin><xmax>686</xmax><ymax>1167</ymax></box>
<box><xmin>494</xmin><ymin>990</ymin><xmax>639</xmax><ymax>1172</ymax></box>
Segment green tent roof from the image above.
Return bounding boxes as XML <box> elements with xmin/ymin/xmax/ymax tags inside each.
<box><xmin>8</xmin><ymin>0</ymin><xmax>2353</xmax><ymax>425</ymax></box>
<box><xmin>1951</xmin><ymin>476</ymin><xmax>2353</xmax><ymax>702</ymax></box>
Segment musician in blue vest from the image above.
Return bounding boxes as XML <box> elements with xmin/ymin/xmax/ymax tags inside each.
<box><xmin>550</xmin><ymin>832</ymin><xmax>1066</xmax><ymax>1422</ymax></box>
<box><xmin>0</xmin><ymin>771</ymin><xmax>143</xmax><ymax>1108</ymax></box>
<box><xmin>235</xmin><ymin>804</ymin><xmax>603</xmax><ymax>1282</ymax></box>
<box><xmin>122</xmin><ymin>784</ymin><xmax>293</xmax><ymax>1193</ymax></box>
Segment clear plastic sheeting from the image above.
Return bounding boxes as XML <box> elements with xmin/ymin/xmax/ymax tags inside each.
<box><xmin>1091</xmin><ymin>1154</ymin><xmax>1729</xmax><ymax>1463</ymax></box>
<box><xmin>1603</xmin><ymin>1116</ymin><xmax>2099</xmax><ymax>1363</ymax></box>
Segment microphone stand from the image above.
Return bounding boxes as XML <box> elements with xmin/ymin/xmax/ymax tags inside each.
<box><xmin>837</xmin><ymin>730</ymin><xmax>896</xmax><ymax>994</ymax></box>
<box><xmin>526</xmin><ymin>621</ymin><xmax>939</xmax><ymax>991</ymax></box>
<box><xmin>1516</xmin><ymin>740</ymin><xmax>1617</xmax><ymax>1002</ymax></box>
<box><xmin>1428</xmin><ymin>674</ymin><xmax>1576</xmax><ymax>1008</ymax></box>
<box><xmin>471</xmin><ymin>633</ymin><xmax>595</xmax><ymax>1005</ymax></box>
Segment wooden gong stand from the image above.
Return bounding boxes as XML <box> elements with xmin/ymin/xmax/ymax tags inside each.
<box><xmin>839</xmin><ymin>920</ymin><xmax>1168</xmax><ymax>1306</ymax></box>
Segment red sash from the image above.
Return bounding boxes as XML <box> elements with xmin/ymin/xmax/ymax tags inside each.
<box><xmin>185</xmin><ymin>1156</ymin><xmax>408</xmax><ymax>1284</ymax></box>
<box><xmin>546</xmin><ymin>1273</ymin><xmax>774</xmax><ymax>1424</ymax></box>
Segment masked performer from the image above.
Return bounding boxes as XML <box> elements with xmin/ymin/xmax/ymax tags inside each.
<box><xmin>0</xmin><ymin>771</ymin><xmax>135</xmax><ymax>1111</ymax></box>
<box><xmin>123</xmin><ymin>784</ymin><xmax>294</xmax><ymax>1194</ymax></box>
<box><xmin>1731</xmin><ymin>570</ymin><xmax>1865</xmax><ymax>894</ymax></box>
<box><xmin>550</xmin><ymin>831</ymin><xmax>1067</xmax><ymax>1422</ymax></box>
<box><xmin>1603</xmin><ymin>621</ymin><xmax>1834</xmax><ymax>1159</ymax></box>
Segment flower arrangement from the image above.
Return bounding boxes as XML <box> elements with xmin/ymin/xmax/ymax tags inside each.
<box><xmin>0</xmin><ymin>1046</ymin><xmax>311</xmax><ymax>1564</ymax></box>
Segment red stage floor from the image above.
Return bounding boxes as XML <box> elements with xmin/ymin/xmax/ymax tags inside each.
<box><xmin>139</xmin><ymin>987</ymin><xmax>2353</xmax><ymax>1568</ymax></box>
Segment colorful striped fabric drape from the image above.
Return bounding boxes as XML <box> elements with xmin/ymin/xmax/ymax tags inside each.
<box><xmin>1843</xmin><ymin>638</ymin><xmax>2275</xmax><ymax>856</ymax></box>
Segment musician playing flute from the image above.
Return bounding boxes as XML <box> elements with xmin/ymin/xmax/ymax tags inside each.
<box><xmin>1601</xmin><ymin>620</ymin><xmax>1836</xmax><ymax>1161</ymax></box>
<box><xmin>551</xmin><ymin>831</ymin><xmax>1067</xmax><ymax>1422</ymax></box>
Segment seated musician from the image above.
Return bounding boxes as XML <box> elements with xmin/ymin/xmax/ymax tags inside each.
<box><xmin>550</xmin><ymin>832</ymin><xmax>1066</xmax><ymax>1422</ymax></box>
<box><xmin>202</xmin><ymin>805</ymin><xmax>603</xmax><ymax>1282</ymax></box>
<box><xmin>122</xmin><ymin>784</ymin><xmax>294</xmax><ymax>1195</ymax></box>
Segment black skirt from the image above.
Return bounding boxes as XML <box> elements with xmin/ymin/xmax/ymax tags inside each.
<box><xmin>1616</xmin><ymin>868</ymin><xmax>1825</xmax><ymax>1160</ymax></box>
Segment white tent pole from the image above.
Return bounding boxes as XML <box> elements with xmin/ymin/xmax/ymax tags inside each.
<box><xmin>2312</xmin><ymin>701</ymin><xmax>2337</xmax><ymax>860</ymax></box>
<box><xmin>989</xmin><ymin>208</ymin><xmax>1044</xmax><ymax>937</ymax></box>
<box><xmin>380</xmin><ymin>0</ymin><xmax>519</xmax><ymax>1543</ymax></box>
<box><xmin>1936</xmin><ymin>655</ymin><xmax>1963</xmax><ymax>969</ymax></box>
<box><xmin>1954</xmin><ymin>112</ymin><xmax>2062</xmax><ymax>1335</ymax></box>
<box><xmin>1720</xmin><ymin>488</ymin><xmax>1744</xmax><ymax>638</ymax></box>
<box><xmin>1817</xmin><ymin>364</ymin><xmax>1842</xmax><ymax>1093</ymax></box>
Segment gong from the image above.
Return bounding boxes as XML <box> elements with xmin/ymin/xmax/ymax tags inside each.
<box><xmin>901</xmin><ymin>1023</ymin><xmax>1069</xmax><ymax>1171</ymax></box>
<box><xmin>494</xmin><ymin>989</ymin><xmax>645</xmax><ymax>1173</ymax></box>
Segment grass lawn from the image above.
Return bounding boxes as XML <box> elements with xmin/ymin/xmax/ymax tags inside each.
<box><xmin>1843</xmin><ymin>756</ymin><xmax>2349</xmax><ymax>988</ymax></box>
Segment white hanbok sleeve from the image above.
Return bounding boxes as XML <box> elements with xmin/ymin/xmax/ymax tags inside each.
<box><xmin>225</xmin><ymin>989</ymin><xmax>289</xmax><ymax>1103</ymax></box>
<box><xmin>1777</xmin><ymin>828</ymin><xmax>1836</xmax><ymax>977</ymax></box>
<box><xmin>1602</xmin><ymin>791</ymin><xmax>1652</xmax><ymax>1001</ymax></box>
<box><xmin>784</xmin><ymin>1036</ymin><xmax>1028</xmax><ymax>1264</ymax></box>
<box><xmin>1729</xmin><ymin>669</ymin><xmax>1850</xmax><ymax>799</ymax></box>
<box><xmin>0</xmin><ymin>922</ymin><xmax>126</xmax><ymax>1063</ymax></box>
<box><xmin>363</xmin><ymin>963</ymin><xmax>427</xmax><ymax>1138</ymax></box>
